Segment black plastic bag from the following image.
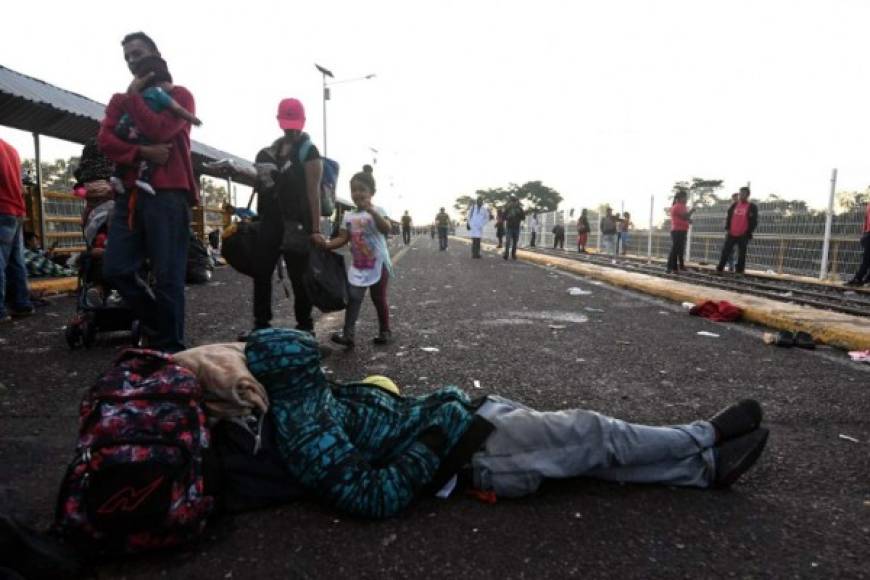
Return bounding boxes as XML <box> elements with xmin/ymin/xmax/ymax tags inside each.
<box><xmin>303</xmin><ymin>247</ymin><xmax>348</xmax><ymax>313</ymax></box>
<box><xmin>187</xmin><ymin>231</ymin><xmax>213</xmax><ymax>284</ymax></box>
<box><xmin>221</xmin><ymin>221</ymin><xmax>260</xmax><ymax>277</ymax></box>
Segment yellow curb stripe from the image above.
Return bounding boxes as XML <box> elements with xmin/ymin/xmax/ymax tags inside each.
<box><xmin>30</xmin><ymin>276</ymin><xmax>77</xmax><ymax>295</ymax></box>
<box><xmin>452</xmin><ymin>236</ymin><xmax>870</xmax><ymax>351</ymax></box>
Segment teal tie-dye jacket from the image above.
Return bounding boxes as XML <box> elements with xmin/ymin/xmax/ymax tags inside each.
<box><xmin>245</xmin><ymin>328</ymin><xmax>476</xmax><ymax>519</ymax></box>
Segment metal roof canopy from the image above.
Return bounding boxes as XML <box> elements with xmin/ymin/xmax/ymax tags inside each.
<box><xmin>0</xmin><ymin>64</ymin><xmax>256</xmax><ymax>186</ymax></box>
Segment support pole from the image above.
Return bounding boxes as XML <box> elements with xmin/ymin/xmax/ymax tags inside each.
<box><xmin>647</xmin><ymin>194</ymin><xmax>654</xmax><ymax>262</ymax></box>
<box><xmin>32</xmin><ymin>132</ymin><xmax>45</xmax><ymax>248</ymax></box>
<box><xmin>685</xmin><ymin>190</ymin><xmax>693</xmax><ymax>263</ymax></box>
<box><xmin>819</xmin><ymin>168</ymin><xmax>837</xmax><ymax>280</ymax></box>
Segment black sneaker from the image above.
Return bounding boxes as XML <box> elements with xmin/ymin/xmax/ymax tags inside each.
<box><xmin>794</xmin><ymin>331</ymin><xmax>816</xmax><ymax>350</ymax></box>
<box><xmin>774</xmin><ymin>331</ymin><xmax>795</xmax><ymax>347</ymax></box>
<box><xmin>845</xmin><ymin>278</ymin><xmax>864</xmax><ymax>287</ymax></box>
<box><xmin>330</xmin><ymin>332</ymin><xmax>354</xmax><ymax>348</ymax></box>
<box><xmin>713</xmin><ymin>428</ymin><xmax>769</xmax><ymax>488</ymax></box>
<box><xmin>373</xmin><ymin>331</ymin><xmax>393</xmax><ymax>345</ymax></box>
<box><xmin>709</xmin><ymin>399</ymin><xmax>763</xmax><ymax>442</ymax></box>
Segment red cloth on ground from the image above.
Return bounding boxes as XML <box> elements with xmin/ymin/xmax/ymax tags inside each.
<box><xmin>689</xmin><ymin>300</ymin><xmax>743</xmax><ymax>322</ymax></box>
<box><xmin>0</xmin><ymin>138</ymin><xmax>25</xmax><ymax>217</ymax></box>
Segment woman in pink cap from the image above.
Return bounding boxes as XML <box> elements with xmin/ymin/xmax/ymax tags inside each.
<box><xmin>243</xmin><ymin>98</ymin><xmax>325</xmax><ymax>339</ymax></box>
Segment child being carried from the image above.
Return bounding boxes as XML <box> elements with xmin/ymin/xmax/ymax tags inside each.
<box><xmin>111</xmin><ymin>55</ymin><xmax>201</xmax><ymax>196</ymax></box>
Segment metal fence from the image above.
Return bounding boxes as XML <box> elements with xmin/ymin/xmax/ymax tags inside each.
<box><xmin>462</xmin><ymin>199</ymin><xmax>867</xmax><ymax>280</ymax></box>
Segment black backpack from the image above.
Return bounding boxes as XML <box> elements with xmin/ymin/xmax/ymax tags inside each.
<box><xmin>303</xmin><ymin>246</ymin><xmax>349</xmax><ymax>312</ymax></box>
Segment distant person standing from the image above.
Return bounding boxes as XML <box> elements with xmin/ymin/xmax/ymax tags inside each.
<box><xmin>467</xmin><ymin>197</ymin><xmax>491</xmax><ymax>259</ymax></box>
<box><xmin>667</xmin><ymin>191</ymin><xmax>695</xmax><ymax>273</ymax></box>
<box><xmin>495</xmin><ymin>208</ymin><xmax>506</xmax><ymax>249</ymax></box>
<box><xmin>845</xmin><ymin>199</ymin><xmax>870</xmax><ymax>286</ymax></box>
<box><xmin>98</xmin><ymin>32</ymin><xmax>197</xmax><ymax>352</ymax></box>
<box><xmin>552</xmin><ymin>222</ymin><xmax>565</xmax><ymax>249</ymax></box>
<box><xmin>716</xmin><ymin>186</ymin><xmax>758</xmax><ymax>274</ymax></box>
<box><xmin>725</xmin><ymin>192</ymin><xmax>739</xmax><ymax>272</ymax></box>
<box><xmin>502</xmin><ymin>196</ymin><xmax>525</xmax><ymax>260</ymax></box>
<box><xmin>599</xmin><ymin>208</ymin><xmax>618</xmax><ymax>257</ymax></box>
<box><xmin>528</xmin><ymin>213</ymin><xmax>540</xmax><ymax>247</ymax></box>
<box><xmin>0</xmin><ymin>138</ymin><xmax>35</xmax><ymax>324</ymax></box>
<box><xmin>401</xmin><ymin>210</ymin><xmax>412</xmax><ymax>245</ymax></box>
<box><xmin>577</xmin><ymin>209</ymin><xmax>590</xmax><ymax>253</ymax></box>
<box><xmin>435</xmin><ymin>207</ymin><xmax>450</xmax><ymax>251</ymax></box>
<box><xmin>619</xmin><ymin>211</ymin><xmax>633</xmax><ymax>255</ymax></box>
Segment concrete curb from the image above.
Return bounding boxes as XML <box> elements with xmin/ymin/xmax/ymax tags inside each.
<box><xmin>453</xmin><ymin>237</ymin><xmax>870</xmax><ymax>351</ymax></box>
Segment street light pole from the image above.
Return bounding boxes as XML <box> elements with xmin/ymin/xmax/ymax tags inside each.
<box><xmin>315</xmin><ymin>64</ymin><xmax>334</xmax><ymax>156</ymax></box>
<box><xmin>315</xmin><ymin>65</ymin><xmax>376</xmax><ymax>157</ymax></box>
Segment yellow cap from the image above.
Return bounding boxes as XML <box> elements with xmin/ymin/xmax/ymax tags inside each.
<box><xmin>361</xmin><ymin>375</ymin><xmax>401</xmax><ymax>396</ymax></box>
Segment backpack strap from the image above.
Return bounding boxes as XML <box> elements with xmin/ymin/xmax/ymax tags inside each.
<box><xmin>297</xmin><ymin>139</ymin><xmax>314</xmax><ymax>164</ymax></box>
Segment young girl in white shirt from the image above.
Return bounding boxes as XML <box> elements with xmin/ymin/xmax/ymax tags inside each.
<box><xmin>325</xmin><ymin>168</ymin><xmax>393</xmax><ymax>347</ymax></box>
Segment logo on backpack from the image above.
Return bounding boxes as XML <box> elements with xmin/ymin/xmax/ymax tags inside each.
<box><xmin>96</xmin><ymin>476</ymin><xmax>166</xmax><ymax>514</ymax></box>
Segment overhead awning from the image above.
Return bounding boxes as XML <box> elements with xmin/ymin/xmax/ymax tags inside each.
<box><xmin>0</xmin><ymin>64</ymin><xmax>256</xmax><ymax>186</ymax></box>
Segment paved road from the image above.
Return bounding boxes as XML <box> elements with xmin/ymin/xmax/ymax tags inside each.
<box><xmin>1</xmin><ymin>236</ymin><xmax>869</xmax><ymax>578</ymax></box>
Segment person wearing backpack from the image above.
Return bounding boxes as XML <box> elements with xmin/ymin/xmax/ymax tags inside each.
<box><xmin>246</xmin><ymin>98</ymin><xmax>324</xmax><ymax>337</ymax></box>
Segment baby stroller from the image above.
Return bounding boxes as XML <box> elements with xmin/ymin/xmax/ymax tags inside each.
<box><xmin>64</xmin><ymin>192</ymin><xmax>142</xmax><ymax>349</ymax></box>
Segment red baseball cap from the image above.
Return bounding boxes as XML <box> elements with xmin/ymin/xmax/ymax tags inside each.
<box><xmin>276</xmin><ymin>98</ymin><xmax>305</xmax><ymax>130</ymax></box>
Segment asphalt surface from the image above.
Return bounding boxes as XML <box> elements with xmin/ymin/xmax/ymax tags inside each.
<box><xmin>1</xmin><ymin>235</ymin><xmax>869</xmax><ymax>579</ymax></box>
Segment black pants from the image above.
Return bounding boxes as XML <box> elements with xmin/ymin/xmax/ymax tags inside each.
<box><xmin>504</xmin><ymin>226</ymin><xmax>520</xmax><ymax>259</ymax></box>
<box><xmin>252</xmin><ymin>214</ymin><xmax>313</xmax><ymax>330</ymax></box>
<box><xmin>554</xmin><ymin>233</ymin><xmax>564</xmax><ymax>249</ymax></box>
<box><xmin>402</xmin><ymin>228</ymin><xmax>411</xmax><ymax>245</ymax></box>
<box><xmin>667</xmin><ymin>230</ymin><xmax>687</xmax><ymax>272</ymax></box>
<box><xmin>717</xmin><ymin>234</ymin><xmax>750</xmax><ymax>273</ymax></box>
<box><xmin>471</xmin><ymin>237</ymin><xmax>481</xmax><ymax>258</ymax></box>
<box><xmin>853</xmin><ymin>232</ymin><xmax>870</xmax><ymax>282</ymax></box>
<box><xmin>438</xmin><ymin>227</ymin><xmax>448</xmax><ymax>250</ymax></box>
<box><xmin>530</xmin><ymin>231</ymin><xmax>536</xmax><ymax>247</ymax></box>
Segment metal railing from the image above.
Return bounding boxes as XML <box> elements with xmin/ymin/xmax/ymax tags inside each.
<box><xmin>460</xmin><ymin>199</ymin><xmax>867</xmax><ymax>280</ymax></box>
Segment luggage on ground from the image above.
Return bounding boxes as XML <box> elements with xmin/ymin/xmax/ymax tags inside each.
<box><xmin>54</xmin><ymin>349</ymin><xmax>214</xmax><ymax>554</ymax></box>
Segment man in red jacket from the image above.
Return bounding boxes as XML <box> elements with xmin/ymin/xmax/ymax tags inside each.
<box><xmin>0</xmin><ymin>138</ymin><xmax>35</xmax><ymax>324</ymax></box>
<box><xmin>98</xmin><ymin>32</ymin><xmax>198</xmax><ymax>352</ymax></box>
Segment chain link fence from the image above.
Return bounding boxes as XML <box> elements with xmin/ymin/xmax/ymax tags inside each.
<box><xmin>461</xmin><ymin>199</ymin><xmax>866</xmax><ymax>280</ymax></box>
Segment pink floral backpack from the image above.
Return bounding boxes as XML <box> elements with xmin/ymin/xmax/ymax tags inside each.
<box><xmin>54</xmin><ymin>349</ymin><xmax>213</xmax><ymax>553</ymax></box>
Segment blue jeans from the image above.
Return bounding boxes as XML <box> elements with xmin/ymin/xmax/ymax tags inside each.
<box><xmin>503</xmin><ymin>226</ymin><xmax>520</xmax><ymax>258</ymax></box>
<box><xmin>103</xmin><ymin>190</ymin><xmax>190</xmax><ymax>352</ymax></box>
<box><xmin>472</xmin><ymin>396</ymin><xmax>716</xmax><ymax>497</ymax></box>
<box><xmin>0</xmin><ymin>214</ymin><xmax>32</xmax><ymax>318</ymax></box>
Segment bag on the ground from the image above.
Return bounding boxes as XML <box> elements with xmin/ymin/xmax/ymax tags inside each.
<box><xmin>221</xmin><ymin>221</ymin><xmax>259</xmax><ymax>277</ymax></box>
<box><xmin>54</xmin><ymin>349</ymin><xmax>214</xmax><ymax>554</ymax></box>
<box><xmin>187</xmin><ymin>231</ymin><xmax>213</xmax><ymax>284</ymax></box>
<box><xmin>298</xmin><ymin>140</ymin><xmax>339</xmax><ymax>217</ymax></box>
<box><xmin>210</xmin><ymin>414</ymin><xmax>306</xmax><ymax>513</ymax></box>
<box><xmin>303</xmin><ymin>246</ymin><xmax>349</xmax><ymax>312</ymax></box>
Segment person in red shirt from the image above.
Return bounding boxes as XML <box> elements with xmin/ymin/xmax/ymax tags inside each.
<box><xmin>666</xmin><ymin>190</ymin><xmax>695</xmax><ymax>273</ymax></box>
<box><xmin>846</xmin><ymin>201</ymin><xmax>870</xmax><ymax>286</ymax></box>
<box><xmin>0</xmin><ymin>138</ymin><xmax>35</xmax><ymax>324</ymax></box>
<box><xmin>98</xmin><ymin>32</ymin><xmax>198</xmax><ymax>352</ymax></box>
<box><xmin>716</xmin><ymin>186</ymin><xmax>758</xmax><ymax>274</ymax></box>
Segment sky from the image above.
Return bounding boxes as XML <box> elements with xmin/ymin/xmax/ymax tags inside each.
<box><xmin>2</xmin><ymin>0</ymin><xmax>870</xmax><ymax>225</ymax></box>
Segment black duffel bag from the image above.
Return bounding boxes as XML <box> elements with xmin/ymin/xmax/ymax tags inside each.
<box><xmin>303</xmin><ymin>246</ymin><xmax>349</xmax><ymax>312</ymax></box>
<box><xmin>221</xmin><ymin>221</ymin><xmax>259</xmax><ymax>277</ymax></box>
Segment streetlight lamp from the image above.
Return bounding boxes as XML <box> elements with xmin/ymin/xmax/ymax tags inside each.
<box><xmin>314</xmin><ymin>63</ymin><xmax>375</xmax><ymax>157</ymax></box>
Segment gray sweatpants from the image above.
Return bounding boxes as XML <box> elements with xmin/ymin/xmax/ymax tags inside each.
<box><xmin>471</xmin><ymin>396</ymin><xmax>716</xmax><ymax>498</ymax></box>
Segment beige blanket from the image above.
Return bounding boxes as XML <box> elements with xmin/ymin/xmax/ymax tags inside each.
<box><xmin>174</xmin><ymin>343</ymin><xmax>268</xmax><ymax>421</ymax></box>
